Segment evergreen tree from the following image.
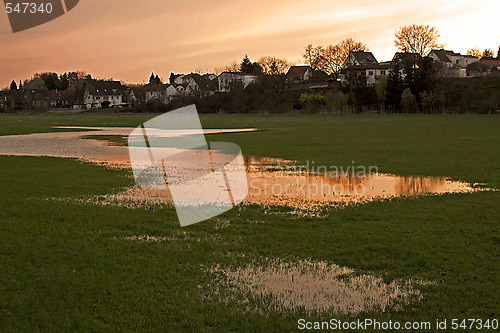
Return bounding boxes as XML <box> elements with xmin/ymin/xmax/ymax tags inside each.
<box><xmin>240</xmin><ymin>55</ymin><xmax>262</xmax><ymax>75</ymax></box>
<box><xmin>169</xmin><ymin>72</ymin><xmax>176</xmax><ymax>84</ymax></box>
<box><xmin>385</xmin><ymin>62</ymin><xmax>404</xmax><ymax>112</ymax></box>
<box><xmin>10</xmin><ymin>80</ymin><xmax>17</xmax><ymax>90</ymax></box>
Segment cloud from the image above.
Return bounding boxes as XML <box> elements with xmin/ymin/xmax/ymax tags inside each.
<box><xmin>0</xmin><ymin>0</ymin><xmax>498</xmax><ymax>87</ymax></box>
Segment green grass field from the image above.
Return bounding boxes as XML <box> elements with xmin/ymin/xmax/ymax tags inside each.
<box><xmin>0</xmin><ymin>113</ymin><xmax>498</xmax><ymax>331</ymax></box>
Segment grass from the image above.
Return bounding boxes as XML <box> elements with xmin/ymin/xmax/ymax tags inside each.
<box><xmin>80</xmin><ymin>135</ymin><xmax>129</xmax><ymax>146</ymax></box>
<box><xmin>0</xmin><ymin>112</ymin><xmax>499</xmax><ymax>331</ymax></box>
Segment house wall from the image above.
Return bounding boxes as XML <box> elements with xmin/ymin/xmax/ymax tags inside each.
<box><xmin>165</xmin><ymin>85</ymin><xmax>179</xmax><ymax>101</ymax></box>
<box><xmin>145</xmin><ymin>91</ymin><xmax>164</xmax><ymax>102</ymax></box>
<box><xmin>218</xmin><ymin>73</ymin><xmax>258</xmax><ymax>92</ymax></box>
<box><xmin>464</xmin><ymin>56</ymin><xmax>479</xmax><ymax>66</ymax></box>
<box><xmin>84</xmin><ymin>90</ymin><xmax>122</xmax><ymax>108</ymax></box>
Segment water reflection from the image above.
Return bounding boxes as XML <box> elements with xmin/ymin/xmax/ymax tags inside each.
<box><xmin>243</xmin><ymin>156</ymin><xmax>477</xmax><ymax>207</ymax></box>
<box><xmin>88</xmin><ymin>155</ymin><xmax>481</xmax><ymax>212</ymax></box>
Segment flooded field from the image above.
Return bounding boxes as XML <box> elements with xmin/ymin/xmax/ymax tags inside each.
<box><xmin>84</xmin><ymin>155</ymin><xmax>484</xmax><ymax>214</ymax></box>
<box><xmin>0</xmin><ymin>126</ymin><xmax>260</xmax><ymax>167</ymax></box>
<box><xmin>206</xmin><ymin>257</ymin><xmax>433</xmax><ymax>315</ymax></box>
<box><xmin>6</xmin><ymin>126</ymin><xmax>485</xmax><ymax>213</ymax></box>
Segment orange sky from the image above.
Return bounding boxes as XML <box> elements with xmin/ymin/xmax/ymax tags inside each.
<box><xmin>0</xmin><ymin>0</ymin><xmax>498</xmax><ymax>87</ymax></box>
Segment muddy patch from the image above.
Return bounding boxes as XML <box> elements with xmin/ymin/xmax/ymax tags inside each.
<box><xmin>207</xmin><ymin>258</ymin><xmax>432</xmax><ymax>315</ymax></box>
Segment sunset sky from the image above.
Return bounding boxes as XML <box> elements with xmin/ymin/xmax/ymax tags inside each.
<box><xmin>0</xmin><ymin>0</ymin><xmax>498</xmax><ymax>88</ymax></box>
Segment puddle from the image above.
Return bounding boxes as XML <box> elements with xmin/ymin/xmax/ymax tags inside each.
<box><xmin>245</xmin><ymin>161</ymin><xmax>479</xmax><ymax>206</ymax></box>
<box><xmin>85</xmin><ymin>156</ymin><xmax>485</xmax><ymax>214</ymax></box>
<box><xmin>2</xmin><ymin>127</ymin><xmax>488</xmax><ymax>213</ymax></box>
<box><xmin>0</xmin><ymin>126</ymin><xmax>260</xmax><ymax>168</ymax></box>
<box><xmin>207</xmin><ymin>258</ymin><xmax>432</xmax><ymax>315</ymax></box>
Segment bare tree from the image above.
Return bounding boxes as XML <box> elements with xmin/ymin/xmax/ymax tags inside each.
<box><xmin>302</xmin><ymin>44</ymin><xmax>325</xmax><ymax>71</ymax></box>
<box><xmin>394</xmin><ymin>24</ymin><xmax>444</xmax><ymax>56</ymax></box>
<box><xmin>214</xmin><ymin>61</ymin><xmax>240</xmax><ymax>75</ymax></box>
<box><xmin>324</xmin><ymin>38</ymin><xmax>369</xmax><ymax>74</ymax></box>
<box><xmin>482</xmin><ymin>48</ymin><xmax>494</xmax><ymax>58</ymax></box>
<box><xmin>303</xmin><ymin>38</ymin><xmax>368</xmax><ymax>75</ymax></box>
<box><xmin>257</xmin><ymin>56</ymin><xmax>293</xmax><ymax>75</ymax></box>
<box><xmin>466</xmin><ymin>47</ymin><xmax>481</xmax><ymax>58</ymax></box>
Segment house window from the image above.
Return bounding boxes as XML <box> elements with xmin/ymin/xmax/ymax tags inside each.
<box><xmin>368</xmin><ymin>71</ymin><xmax>374</xmax><ymax>76</ymax></box>
<box><xmin>381</xmin><ymin>70</ymin><xmax>386</xmax><ymax>75</ymax></box>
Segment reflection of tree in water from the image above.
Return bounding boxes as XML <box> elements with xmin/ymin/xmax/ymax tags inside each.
<box><xmin>396</xmin><ymin>176</ymin><xmax>442</xmax><ymax>195</ymax></box>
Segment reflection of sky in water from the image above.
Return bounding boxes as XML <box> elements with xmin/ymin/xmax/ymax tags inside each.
<box><xmin>97</xmin><ymin>155</ymin><xmax>481</xmax><ymax>212</ymax></box>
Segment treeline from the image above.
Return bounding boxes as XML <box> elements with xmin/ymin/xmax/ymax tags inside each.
<box><xmin>9</xmin><ymin>71</ymin><xmax>91</xmax><ymax>91</ymax></box>
<box><xmin>134</xmin><ymin>63</ymin><xmax>500</xmax><ymax>115</ymax></box>
<box><xmin>295</xmin><ymin>59</ymin><xmax>499</xmax><ymax>114</ymax></box>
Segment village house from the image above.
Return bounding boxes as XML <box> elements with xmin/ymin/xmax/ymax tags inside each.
<box><xmin>173</xmin><ymin>83</ymin><xmax>186</xmax><ymax>95</ymax></box>
<box><xmin>8</xmin><ymin>89</ymin><xmax>60</xmax><ymax>109</ymax></box>
<box><xmin>126</xmin><ymin>86</ymin><xmax>146</xmax><ymax>104</ymax></box>
<box><xmin>286</xmin><ymin>65</ymin><xmax>313</xmax><ymax>82</ymax></box>
<box><xmin>83</xmin><ymin>80</ymin><xmax>125</xmax><ymax>109</ymax></box>
<box><xmin>165</xmin><ymin>84</ymin><xmax>180</xmax><ymax>101</ymax></box>
<box><xmin>392</xmin><ymin>52</ymin><xmax>422</xmax><ymax>67</ymax></box>
<box><xmin>467</xmin><ymin>58</ymin><xmax>500</xmax><ymax>77</ymax></box>
<box><xmin>144</xmin><ymin>84</ymin><xmax>167</xmax><ymax>102</ymax></box>
<box><xmin>428</xmin><ymin>49</ymin><xmax>479</xmax><ymax>77</ymax></box>
<box><xmin>217</xmin><ymin>72</ymin><xmax>258</xmax><ymax>92</ymax></box>
<box><xmin>172</xmin><ymin>73</ymin><xmax>218</xmax><ymax>96</ymax></box>
<box><xmin>185</xmin><ymin>75</ymin><xmax>218</xmax><ymax>96</ymax></box>
<box><xmin>0</xmin><ymin>91</ymin><xmax>10</xmax><ymax>108</ymax></box>
<box><xmin>143</xmin><ymin>83</ymin><xmax>180</xmax><ymax>104</ymax></box>
<box><xmin>340</xmin><ymin>51</ymin><xmax>393</xmax><ymax>87</ymax></box>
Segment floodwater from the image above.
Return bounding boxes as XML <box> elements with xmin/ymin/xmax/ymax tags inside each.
<box><xmin>244</xmin><ymin>157</ymin><xmax>478</xmax><ymax>207</ymax></box>
<box><xmin>207</xmin><ymin>258</ymin><xmax>433</xmax><ymax>315</ymax></box>
<box><xmin>0</xmin><ymin>126</ymin><xmax>486</xmax><ymax>211</ymax></box>
<box><xmin>87</xmin><ymin>155</ymin><xmax>483</xmax><ymax>211</ymax></box>
<box><xmin>0</xmin><ymin>126</ymin><xmax>260</xmax><ymax>167</ymax></box>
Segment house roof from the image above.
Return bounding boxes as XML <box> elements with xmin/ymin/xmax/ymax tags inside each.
<box><xmin>218</xmin><ymin>71</ymin><xmax>256</xmax><ymax>77</ymax></box>
<box><xmin>184</xmin><ymin>73</ymin><xmax>202</xmax><ymax>80</ymax></box>
<box><xmin>144</xmin><ymin>84</ymin><xmax>167</xmax><ymax>92</ymax></box>
<box><xmin>341</xmin><ymin>63</ymin><xmax>393</xmax><ymax>72</ymax></box>
<box><xmin>129</xmin><ymin>86</ymin><xmax>146</xmax><ymax>100</ymax></box>
<box><xmin>393</xmin><ymin>52</ymin><xmax>422</xmax><ymax>64</ymax></box>
<box><xmin>480</xmin><ymin>58</ymin><xmax>500</xmax><ymax>67</ymax></box>
<box><xmin>9</xmin><ymin>89</ymin><xmax>55</xmax><ymax>104</ymax></box>
<box><xmin>286</xmin><ymin>65</ymin><xmax>311</xmax><ymax>78</ymax></box>
<box><xmin>430</xmin><ymin>49</ymin><xmax>461</xmax><ymax>62</ymax></box>
<box><xmin>85</xmin><ymin>80</ymin><xmax>124</xmax><ymax>96</ymax></box>
<box><xmin>46</xmin><ymin>91</ymin><xmax>60</xmax><ymax>101</ymax></box>
<box><xmin>189</xmin><ymin>75</ymin><xmax>218</xmax><ymax>91</ymax></box>
<box><xmin>350</xmin><ymin>51</ymin><xmax>378</xmax><ymax>65</ymax></box>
